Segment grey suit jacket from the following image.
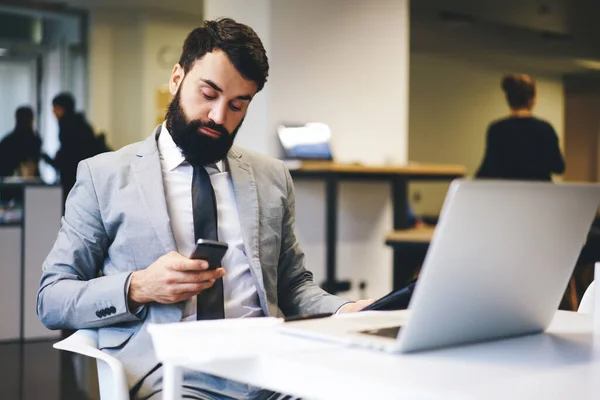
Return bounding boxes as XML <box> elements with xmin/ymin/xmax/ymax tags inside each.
<box><xmin>37</xmin><ymin>126</ymin><xmax>347</xmax><ymax>395</ymax></box>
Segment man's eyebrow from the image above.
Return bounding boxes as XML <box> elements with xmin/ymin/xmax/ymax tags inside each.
<box><xmin>200</xmin><ymin>78</ymin><xmax>253</xmax><ymax>101</ymax></box>
<box><xmin>200</xmin><ymin>79</ymin><xmax>222</xmax><ymax>92</ymax></box>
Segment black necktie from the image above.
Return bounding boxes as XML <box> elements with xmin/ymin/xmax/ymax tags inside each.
<box><xmin>192</xmin><ymin>165</ymin><xmax>225</xmax><ymax>320</ymax></box>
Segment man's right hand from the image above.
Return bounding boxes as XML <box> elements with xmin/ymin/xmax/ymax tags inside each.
<box><xmin>128</xmin><ymin>251</ymin><xmax>225</xmax><ymax>308</ymax></box>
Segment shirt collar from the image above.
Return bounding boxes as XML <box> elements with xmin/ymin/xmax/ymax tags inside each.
<box><xmin>158</xmin><ymin>122</ymin><xmax>224</xmax><ymax>172</ymax></box>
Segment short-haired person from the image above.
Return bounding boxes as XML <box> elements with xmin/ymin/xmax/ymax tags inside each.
<box><xmin>476</xmin><ymin>73</ymin><xmax>565</xmax><ymax>180</ymax></box>
<box><xmin>0</xmin><ymin>106</ymin><xmax>41</xmax><ymax>177</ymax></box>
<box><xmin>42</xmin><ymin>92</ymin><xmax>97</xmax><ymax>205</ymax></box>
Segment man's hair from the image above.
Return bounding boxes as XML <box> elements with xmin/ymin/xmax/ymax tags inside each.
<box><xmin>501</xmin><ymin>73</ymin><xmax>536</xmax><ymax>110</ymax></box>
<box><xmin>52</xmin><ymin>92</ymin><xmax>76</xmax><ymax>114</ymax></box>
<box><xmin>178</xmin><ymin>18</ymin><xmax>269</xmax><ymax>92</ymax></box>
<box><xmin>15</xmin><ymin>106</ymin><xmax>34</xmax><ymax>129</ymax></box>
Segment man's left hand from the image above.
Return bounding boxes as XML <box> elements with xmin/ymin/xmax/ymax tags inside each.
<box><xmin>337</xmin><ymin>299</ymin><xmax>376</xmax><ymax>313</ymax></box>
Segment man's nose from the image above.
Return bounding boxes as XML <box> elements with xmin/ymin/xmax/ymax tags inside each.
<box><xmin>208</xmin><ymin>101</ymin><xmax>227</xmax><ymax>126</ymax></box>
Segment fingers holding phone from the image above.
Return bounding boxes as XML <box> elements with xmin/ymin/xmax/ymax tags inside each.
<box><xmin>171</xmin><ymin>239</ymin><xmax>228</xmax><ymax>301</ymax></box>
<box><xmin>128</xmin><ymin>247</ymin><xmax>227</xmax><ymax>307</ymax></box>
<box><xmin>167</xmin><ymin>265</ymin><xmax>225</xmax><ymax>297</ymax></box>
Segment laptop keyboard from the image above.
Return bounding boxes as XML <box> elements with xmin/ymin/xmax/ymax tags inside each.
<box><xmin>359</xmin><ymin>325</ymin><xmax>402</xmax><ymax>339</ymax></box>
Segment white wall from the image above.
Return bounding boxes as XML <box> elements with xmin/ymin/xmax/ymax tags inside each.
<box><xmin>89</xmin><ymin>10</ymin><xmax>200</xmax><ymax>149</ymax></box>
<box><xmin>88</xmin><ymin>14</ymin><xmax>114</xmax><ymax>143</ymax></box>
<box><xmin>89</xmin><ymin>11</ymin><xmax>142</xmax><ymax>149</ymax></box>
<box><xmin>409</xmin><ymin>52</ymin><xmax>565</xmax><ymax>215</ymax></box>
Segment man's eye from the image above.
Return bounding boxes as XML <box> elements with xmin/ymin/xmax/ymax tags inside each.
<box><xmin>229</xmin><ymin>103</ymin><xmax>242</xmax><ymax>111</ymax></box>
<box><xmin>203</xmin><ymin>93</ymin><xmax>217</xmax><ymax>100</ymax></box>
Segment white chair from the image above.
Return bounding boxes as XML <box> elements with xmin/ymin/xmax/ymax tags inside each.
<box><xmin>578</xmin><ymin>281</ymin><xmax>595</xmax><ymax>313</ymax></box>
<box><xmin>53</xmin><ymin>329</ymin><xmax>129</xmax><ymax>400</ymax></box>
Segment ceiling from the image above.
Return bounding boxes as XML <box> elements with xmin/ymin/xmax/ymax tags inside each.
<box><xmin>2</xmin><ymin>0</ymin><xmax>203</xmax><ymax>16</ymax></box>
<box><xmin>413</xmin><ymin>0</ymin><xmax>570</xmax><ymax>34</ymax></box>
<box><xmin>3</xmin><ymin>0</ymin><xmax>600</xmax><ymax>75</ymax></box>
<box><xmin>411</xmin><ymin>0</ymin><xmax>600</xmax><ymax>75</ymax></box>
<box><xmin>0</xmin><ymin>0</ymin><xmax>202</xmax><ymax>59</ymax></box>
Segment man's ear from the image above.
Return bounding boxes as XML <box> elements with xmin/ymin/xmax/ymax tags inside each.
<box><xmin>169</xmin><ymin>64</ymin><xmax>185</xmax><ymax>96</ymax></box>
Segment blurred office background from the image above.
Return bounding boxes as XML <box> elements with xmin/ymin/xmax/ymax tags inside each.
<box><xmin>1</xmin><ymin>0</ymin><xmax>600</xmax><ymax>399</ymax></box>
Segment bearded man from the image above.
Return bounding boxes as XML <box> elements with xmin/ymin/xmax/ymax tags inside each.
<box><xmin>37</xmin><ymin>18</ymin><xmax>372</xmax><ymax>400</ymax></box>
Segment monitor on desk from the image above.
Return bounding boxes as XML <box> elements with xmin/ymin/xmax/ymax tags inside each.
<box><xmin>277</xmin><ymin>123</ymin><xmax>334</xmax><ymax>161</ymax></box>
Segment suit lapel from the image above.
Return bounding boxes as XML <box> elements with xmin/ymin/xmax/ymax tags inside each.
<box><xmin>131</xmin><ymin>127</ymin><xmax>177</xmax><ymax>255</ymax></box>
<box><xmin>227</xmin><ymin>149</ymin><xmax>268</xmax><ymax>308</ymax></box>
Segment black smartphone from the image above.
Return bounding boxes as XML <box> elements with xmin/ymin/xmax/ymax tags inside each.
<box><xmin>189</xmin><ymin>239</ymin><xmax>229</xmax><ymax>270</ymax></box>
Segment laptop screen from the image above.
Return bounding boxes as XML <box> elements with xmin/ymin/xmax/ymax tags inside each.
<box><xmin>277</xmin><ymin>123</ymin><xmax>333</xmax><ymax>160</ymax></box>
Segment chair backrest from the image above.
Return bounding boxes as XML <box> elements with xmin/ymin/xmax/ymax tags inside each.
<box><xmin>53</xmin><ymin>329</ymin><xmax>129</xmax><ymax>400</ymax></box>
<box><xmin>578</xmin><ymin>281</ymin><xmax>595</xmax><ymax>313</ymax></box>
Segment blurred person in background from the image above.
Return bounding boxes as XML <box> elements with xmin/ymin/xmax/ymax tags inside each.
<box><xmin>0</xmin><ymin>106</ymin><xmax>41</xmax><ymax>177</ymax></box>
<box><xmin>476</xmin><ymin>73</ymin><xmax>565</xmax><ymax>181</ymax></box>
<box><xmin>42</xmin><ymin>92</ymin><xmax>97</xmax><ymax>204</ymax></box>
<box><xmin>477</xmin><ymin>74</ymin><xmax>598</xmax><ymax>310</ymax></box>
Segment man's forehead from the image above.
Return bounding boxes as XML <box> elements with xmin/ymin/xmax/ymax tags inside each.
<box><xmin>188</xmin><ymin>50</ymin><xmax>257</xmax><ymax>95</ymax></box>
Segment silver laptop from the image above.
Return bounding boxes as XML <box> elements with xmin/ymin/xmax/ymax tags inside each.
<box><xmin>280</xmin><ymin>180</ymin><xmax>600</xmax><ymax>353</ymax></box>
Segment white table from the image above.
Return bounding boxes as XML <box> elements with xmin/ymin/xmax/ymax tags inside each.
<box><xmin>149</xmin><ymin>311</ymin><xmax>600</xmax><ymax>400</ymax></box>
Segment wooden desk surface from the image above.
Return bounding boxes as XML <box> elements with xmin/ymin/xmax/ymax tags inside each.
<box><xmin>289</xmin><ymin>161</ymin><xmax>466</xmax><ymax>177</ymax></box>
<box><xmin>385</xmin><ymin>227</ymin><xmax>435</xmax><ymax>244</ymax></box>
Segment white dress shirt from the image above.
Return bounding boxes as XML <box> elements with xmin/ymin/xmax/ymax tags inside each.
<box><xmin>157</xmin><ymin>123</ymin><xmax>263</xmax><ymax>321</ymax></box>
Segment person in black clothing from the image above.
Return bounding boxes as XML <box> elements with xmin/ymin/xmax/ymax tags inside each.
<box><xmin>477</xmin><ymin>75</ymin><xmax>596</xmax><ymax>310</ymax></box>
<box><xmin>476</xmin><ymin>73</ymin><xmax>565</xmax><ymax>181</ymax></box>
<box><xmin>42</xmin><ymin>93</ymin><xmax>97</xmax><ymax>204</ymax></box>
<box><xmin>0</xmin><ymin>106</ymin><xmax>42</xmax><ymax>177</ymax></box>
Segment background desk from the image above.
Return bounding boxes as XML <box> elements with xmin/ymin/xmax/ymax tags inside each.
<box><xmin>289</xmin><ymin>162</ymin><xmax>465</xmax><ymax>293</ymax></box>
<box><xmin>153</xmin><ymin>310</ymin><xmax>600</xmax><ymax>400</ymax></box>
<box><xmin>386</xmin><ymin>227</ymin><xmax>434</xmax><ymax>290</ymax></box>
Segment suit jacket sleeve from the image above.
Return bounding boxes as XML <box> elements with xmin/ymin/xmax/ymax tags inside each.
<box><xmin>276</xmin><ymin>162</ymin><xmax>349</xmax><ymax>316</ymax></box>
<box><xmin>37</xmin><ymin>160</ymin><xmax>143</xmax><ymax>330</ymax></box>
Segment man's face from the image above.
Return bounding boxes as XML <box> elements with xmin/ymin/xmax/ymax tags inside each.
<box><xmin>166</xmin><ymin>50</ymin><xmax>257</xmax><ymax>166</ymax></box>
<box><xmin>53</xmin><ymin>105</ymin><xmax>65</xmax><ymax>120</ymax></box>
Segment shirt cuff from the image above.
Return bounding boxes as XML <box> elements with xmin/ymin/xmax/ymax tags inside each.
<box><xmin>125</xmin><ymin>272</ymin><xmax>145</xmax><ymax>316</ymax></box>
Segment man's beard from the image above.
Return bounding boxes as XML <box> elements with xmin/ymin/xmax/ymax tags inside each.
<box><xmin>165</xmin><ymin>90</ymin><xmax>242</xmax><ymax>167</ymax></box>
